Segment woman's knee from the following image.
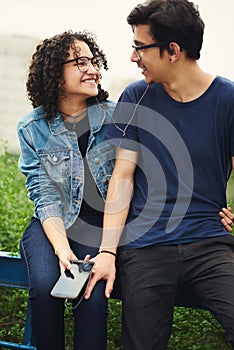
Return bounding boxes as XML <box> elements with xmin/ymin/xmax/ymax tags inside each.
<box><xmin>74</xmin><ymin>280</ymin><xmax>108</xmax><ymax>317</ymax></box>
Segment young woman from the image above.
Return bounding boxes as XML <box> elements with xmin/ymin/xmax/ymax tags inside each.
<box><xmin>17</xmin><ymin>30</ymin><xmax>116</xmax><ymax>350</ymax></box>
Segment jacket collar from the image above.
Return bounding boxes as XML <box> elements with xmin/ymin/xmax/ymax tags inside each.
<box><xmin>48</xmin><ymin>102</ymin><xmax>106</xmax><ymax>135</ymax></box>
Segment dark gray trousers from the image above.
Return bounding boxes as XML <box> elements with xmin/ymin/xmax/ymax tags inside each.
<box><xmin>118</xmin><ymin>235</ymin><xmax>234</xmax><ymax>350</ymax></box>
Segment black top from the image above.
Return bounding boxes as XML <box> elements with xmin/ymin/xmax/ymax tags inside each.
<box><xmin>64</xmin><ymin>117</ymin><xmax>104</xmax><ymax>225</ymax></box>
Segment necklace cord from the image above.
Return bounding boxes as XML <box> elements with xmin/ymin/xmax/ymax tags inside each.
<box><xmin>58</xmin><ymin>109</ymin><xmax>87</xmax><ymax>120</ymax></box>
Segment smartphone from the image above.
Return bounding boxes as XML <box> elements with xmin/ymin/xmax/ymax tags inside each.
<box><xmin>50</xmin><ymin>260</ymin><xmax>95</xmax><ymax>300</ymax></box>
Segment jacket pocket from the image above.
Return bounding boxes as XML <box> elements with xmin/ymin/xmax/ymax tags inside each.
<box><xmin>39</xmin><ymin>150</ymin><xmax>71</xmax><ymax>182</ymax></box>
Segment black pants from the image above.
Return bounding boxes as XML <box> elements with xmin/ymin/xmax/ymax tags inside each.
<box><xmin>118</xmin><ymin>235</ymin><xmax>234</xmax><ymax>350</ymax></box>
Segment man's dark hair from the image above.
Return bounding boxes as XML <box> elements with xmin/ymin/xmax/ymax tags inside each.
<box><xmin>26</xmin><ymin>30</ymin><xmax>109</xmax><ymax>120</ymax></box>
<box><xmin>127</xmin><ymin>0</ymin><xmax>205</xmax><ymax>59</ymax></box>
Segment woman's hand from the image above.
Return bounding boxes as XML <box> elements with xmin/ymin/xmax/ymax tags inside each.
<box><xmin>55</xmin><ymin>246</ymin><xmax>91</xmax><ymax>274</ymax></box>
<box><xmin>55</xmin><ymin>246</ymin><xmax>78</xmax><ymax>273</ymax></box>
<box><xmin>219</xmin><ymin>207</ymin><xmax>234</xmax><ymax>232</ymax></box>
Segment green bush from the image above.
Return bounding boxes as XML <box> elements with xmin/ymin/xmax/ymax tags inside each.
<box><xmin>0</xmin><ymin>148</ymin><xmax>233</xmax><ymax>349</ymax></box>
<box><xmin>0</xmin><ymin>148</ymin><xmax>33</xmax><ymax>252</ymax></box>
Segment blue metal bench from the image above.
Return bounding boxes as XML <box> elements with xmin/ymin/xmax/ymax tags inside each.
<box><xmin>0</xmin><ymin>251</ymin><xmax>36</xmax><ymax>350</ymax></box>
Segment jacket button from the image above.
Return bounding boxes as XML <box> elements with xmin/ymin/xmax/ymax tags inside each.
<box><xmin>52</xmin><ymin>156</ymin><xmax>58</xmax><ymax>162</ymax></box>
<box><xmin>94</xmin><ymin>158</ymin><xmax>100</xmax><ymax>164</ymax></box>
<box><xmin>103</xmin><ymin>179</ymin><xmax>108</xmax><ymax>185</ymax></box>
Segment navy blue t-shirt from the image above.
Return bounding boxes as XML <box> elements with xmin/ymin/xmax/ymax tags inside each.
<box><xmin>106</xmin><ymin>77</ymin><xmax>234</xmax><ymax>248</ymax></box>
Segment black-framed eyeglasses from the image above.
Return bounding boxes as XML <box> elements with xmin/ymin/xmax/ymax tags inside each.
<box><xmin>62</xmin><ymin>56</ymin><xmax>103</xmax><ymax>72</ymax></box>
<box><xmin>132</xmin><ymin>42</ymin><xmax>169</xmax><ymax>60</ymax></box>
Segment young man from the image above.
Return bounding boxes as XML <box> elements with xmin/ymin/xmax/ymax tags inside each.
<box><xmin>86</xmin><ymin>1</ymin><xmax>234</xmax><ymax>349</ymax></box>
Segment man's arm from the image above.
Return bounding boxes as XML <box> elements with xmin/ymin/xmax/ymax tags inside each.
<box><xmin>85</xmin><ymin>147</ymin><xmax>138</xmax><ymax>299</ymax></box>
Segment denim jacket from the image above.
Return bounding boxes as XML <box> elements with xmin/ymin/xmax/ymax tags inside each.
<box><xmin>17</xmin><ymin>101</ymin><xmax>116</xmax><ymax>229</ymax></box>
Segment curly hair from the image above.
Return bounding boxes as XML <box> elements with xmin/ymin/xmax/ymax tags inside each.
<box><xmin>26</xmin><ymin>30</ymin><xmax>109</xmax><ymax>120</ymax></box>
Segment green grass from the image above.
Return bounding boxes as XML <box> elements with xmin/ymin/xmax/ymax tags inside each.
<box><xmin>0</xmin><ymin>146</ymin><xmax>233</xmax><ymax>350</ymax></box>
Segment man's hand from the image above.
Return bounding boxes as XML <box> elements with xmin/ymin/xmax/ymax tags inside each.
<box><xmin>219</xmin><ymin>207</ymin><xmax>234</xmax><ymax>232</ymax></box>
<box><xmin>84</xmin><ymin>253</ymin><xmax>116</xmax><ymax>299</ymax></box>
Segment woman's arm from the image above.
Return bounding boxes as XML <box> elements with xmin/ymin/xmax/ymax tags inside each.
<box><xmin>219</xmin><ymin>157</ymin><xmax>234</xmax><ymax>232</ymax></box>
<box><xmin>219</xmin><ymin>207</ymin><xmax>234</xmax><ymax>232</ymax></box>
<box><xmin>42</xmin><ymin>216</ymin><xmax>78</xmax><ymax>272</ymax></box>
<box><xmin>17</xmin><ymin>123</ymin><xmax>78</xmax><ymax>273</ymax></box>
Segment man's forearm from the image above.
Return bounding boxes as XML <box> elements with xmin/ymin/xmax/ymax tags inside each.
<box><xmin>99</xmin><ymin>173</ymin><xmax>134</xmax><ymax>251</ymax></box>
